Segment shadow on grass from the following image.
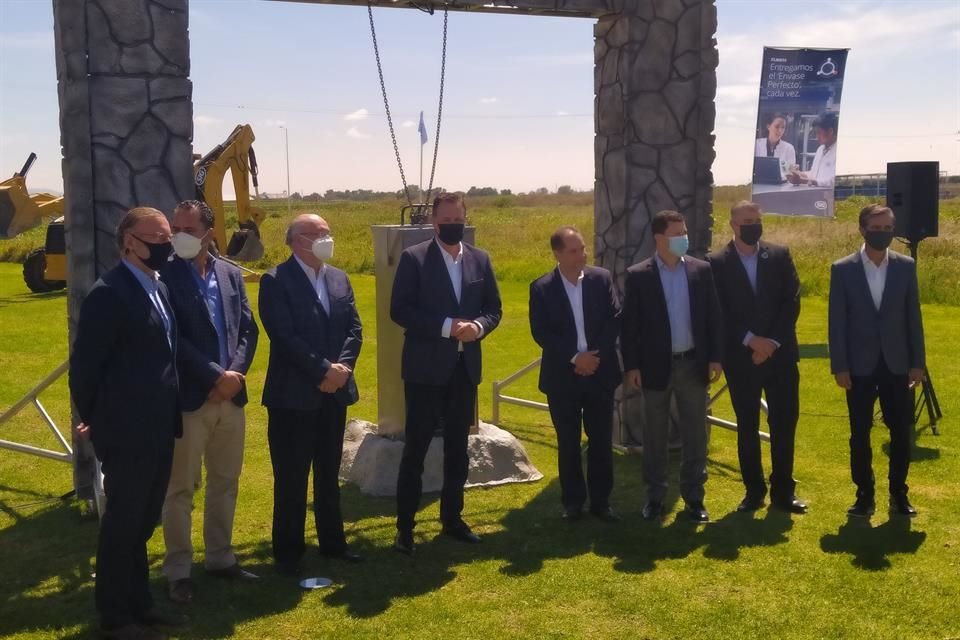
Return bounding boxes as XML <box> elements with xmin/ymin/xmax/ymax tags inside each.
<box><xmin>0</xmin><ymin>500</ymin><xmax>307</xmax><ymax>639</ymax></box>
<box><xmin>0</xmin><ymin>289</ymin><xmax>66</xmax><ymax>308</ymax></box>
<box><xmin>819</xmin><ymin>516</ymin><xmax>926</xmax><ymax>571</ymax></box>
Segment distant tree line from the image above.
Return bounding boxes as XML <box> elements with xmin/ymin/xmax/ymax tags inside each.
<box><xmin>269</xmin><ymin>185</ymin><xmax>591</xmax><ymax>202</ymax></box>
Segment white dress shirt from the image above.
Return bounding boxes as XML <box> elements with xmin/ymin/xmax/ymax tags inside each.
<box><xmin>560</xmin><ymin>269</ymin><xmax>588</xmax><ymax>362</ymax></box>
<box><xmin>437</xmin><ymin>239</ymin><xmax>482</xmax><ymax>349</ymax></box>
<box><xmin>294</xmin><ymin>255</ymin><xmax>330</xmax><ymax>314</ymax></box>
<box><xmin>807</xmin><ymin>143</ymin><xmax>837</xmax><ymax>188</ymax></box>
<box><xmin>860</xmin><ymin>244</ymin><xmax>889</xmax><ymax>311</ymax></box>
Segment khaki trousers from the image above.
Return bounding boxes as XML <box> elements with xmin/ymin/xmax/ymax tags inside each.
<box><xmin>162</xmin><ymin>400</ymin><xmax>245</xmax><ymax>580</ymax></box>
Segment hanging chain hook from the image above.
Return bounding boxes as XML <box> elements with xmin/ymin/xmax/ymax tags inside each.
<box><xmin>368</xmin><ymin>2</ymin><xmax>447</xmax><ymax>208</ymax></box>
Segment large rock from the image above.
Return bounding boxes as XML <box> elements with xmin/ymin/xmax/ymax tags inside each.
<box><xmin>340</xmin><ymin>420</ymin><xmax>543</xmax><ymax>497</ymax></box>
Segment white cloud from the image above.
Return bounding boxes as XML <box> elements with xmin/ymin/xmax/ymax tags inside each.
<box><xmin>344</xmin><ymin>108</ymin><xmax>369</xmax><ymax>121</ymax></box>
<box><xmin>479</xmin><ymin>97</ymin><xmax>498</xmax><ymax>104</ymax></box>
<box><xmin>265</xmin><ymin>119</ymin><xmax>286</xmax><ymax>128</ymax></box>
<box><xmin>346</xmin><ymin>127</ymin><xmax>370</xmax><ymax>140</ymax></box>
<box><xmin>401</xmin><ymin>120</ymin><xmax>416</xmax><ymax>128</ymax></box>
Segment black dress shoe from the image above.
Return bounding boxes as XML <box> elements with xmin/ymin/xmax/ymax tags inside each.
<box><xmin>736</xmin><ymin>494</ymin><xmax>766</xmax><ymax>512</ymax></box>
<box><xmin>102</xmin><ymin>623</ymin><xmax>166</xmax><ymax>640</ymax></box>
<box><xmin>890</xmin><ymin>494</ymin><xmax>918</xmax><ymax>517</ymax></box>
<box><xmin>394</xmin><ymin>529</ymin><xmax>415</xmax><ymax>555</ymax></box>
<box><xmin>207</xmin><ymin>563</ymin><xmax>260</xmax><ymax>580</ymax></box>
<box><xmin>641</xmin><ymin>501</ymin><xmax>663</xmax><ymax>521</ymax></box>
<box><xmin>771</xmin><ymin>496</ymin><xmax>808</xmax><ymax>514</ymax></box>
<box><xmin>561</xmin><ymin>507</ymin><xmax>583</xmax><ymax>521</ymax></box>
<box><xmin>684</xmin><ymin>502</ymin><xmax>709</xmax><ymax>523</ymax></box>
<box><xmin>589</xmin><ymin>507</ymin><xmax>621</xmax><ymax>522</ymax></box>
<box><xmin>847</xmin><ymin>498</ymin><xmax>876</xmax><ymax>518</ymax></box>
<box><xmin>441</xmin><ymin>523</ymin><xmax>482</xmax><ymax>544</ymax></box>
<box><xmin>320</xmin><ymin>548</ymin><xmax>364</xmax><ymax>563</ymax></box>
<box><xmin>137</xmin><ymin>608</ymin><xmax>189</xmax><ymax>628</ymax></box>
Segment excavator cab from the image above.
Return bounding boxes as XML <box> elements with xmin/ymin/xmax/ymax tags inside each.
<box><xmin>0</xmin><ymin>153</ymin><xmax>67</xmax><ymax>292</ymax></box>
<box><xmin>193</xmin><ymin>124</ymin><xmax>267</xmax><ymax>262</ymax></box>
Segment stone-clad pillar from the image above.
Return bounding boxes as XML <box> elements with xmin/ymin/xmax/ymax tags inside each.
<box><xmin>54</xmin><ymin>0</ymin><xmax>195</xmax><ymax>500</ymax></box>
<box><xmin>593</xmin><ymin>0</ymin><xmax>718</xmax><ymax>444</ymax></box>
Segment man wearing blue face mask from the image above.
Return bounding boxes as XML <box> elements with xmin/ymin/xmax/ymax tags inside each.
<box><xmin>391</xmin><ymin>192</ymin><xmax>502</xmax><ymax>555</ymax></box>
<box><xmin>160</xmin><ymin>200</ymin><xmax>260</xmax><ymax>603</ymax></box>
<box><xmin>259</xmin><ymin>213</ymin><xmax>364</xmax><ymax>575</ymax></box>
<box><xmin>621</xmin><ymin>210</ymin><xmax>724</xmax><ymax>523</ymax></box>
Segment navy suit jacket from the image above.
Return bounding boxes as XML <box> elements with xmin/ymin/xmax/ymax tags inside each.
<box><xmin>529</xmin><ymin>266</ymin><xmax>622</xmax><ymax>395</ymax></box>
<box><xmin>69</xmin><ymin>263</ymin><xmax>181</xmax><ymax>456</ymax></box>
<box><xmin>828</xmin><ymin>250</ymin><xmax>925</xmax><ymax>376</ymax></box>
<box><xmin>707</xmin><ymin>240</ymin><xmax>800</xmax><ymax>365</ymax></box>
<box><xmin>620</xmin><ymin>255</ymin><xmax>724</xmax><ymax>391</ymax></box>
<box><xmin>259</xmin><ymin>256</ymin><xmax>362</xmax><ymax>409</ymax></box>
<box><xmin>390</xmin><ymin>239</ymin><xmax>502</xmax><ymax>387</ymax></box>
<box><xmin>160</xmin><ymin>255</ymin><xmax>259</xmax><ymax>411</ymax></box>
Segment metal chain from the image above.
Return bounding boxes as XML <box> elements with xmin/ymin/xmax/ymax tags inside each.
<box><xmin>425</xmin><ymin>6</ymin><xmax>447</xmax><ymax>203</ymax></box>
<box><xmin>367</xmin><ymin>2</ymin><xmax>447</xmax><ymax>206</ymax></box>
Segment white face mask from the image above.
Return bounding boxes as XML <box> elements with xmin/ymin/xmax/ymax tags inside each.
<box><xmin>311</xmin><ymin>237</ymin><xmax>334</xmax><ymax>262</ymax></box>
<box><xmin>172</xmin><ymin>232</ymin><xmax>203</xmax><ymax>259</ymax></box>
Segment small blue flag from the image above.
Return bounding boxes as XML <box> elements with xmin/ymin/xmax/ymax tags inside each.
<box><xmin>418</xmin><ymin>111</ymin><xmax>428</xmax><ymax>145</ymax></box>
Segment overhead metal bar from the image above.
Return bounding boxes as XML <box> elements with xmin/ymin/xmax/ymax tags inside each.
<box><xmin>272</xmin><ymin>0</ymin><xmax>616</xmax><ymax>19</ymax></box>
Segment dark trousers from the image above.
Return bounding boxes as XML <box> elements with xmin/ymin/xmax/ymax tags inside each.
<box><xmin>642</xmin><ymin>359</ymin><xmax>708</xmax><ymax>505</ymax></box>
<box><xmin>547</xmin><ymin>387</ymin><xmax>614</xmax><ymax>512</ymax></box>
<box><xmin>726</xmin><ymin>353</ymin><xmax>800</xmax><ymax>503</ymax></box>
<box><xmin>267</xmin><ymin>403</ymin><xmax>348</xmax><ymax>564</ymax></box>
<box><xmin>396</xmin><ymin>357</ymin><xmax>475</xmax><ymax>531</ymax></box>
<box><xmin>96</xmin><ymin>441</ymin><xmax>174</xmax><ymax>630</ymax></box>
<box><xmin>846</xmin><ymin>358</ymin><xmax>913</xmax><ymax>499</ymax></box>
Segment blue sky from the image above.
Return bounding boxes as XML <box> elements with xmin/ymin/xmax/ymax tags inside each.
<box><xmin>1</xmin><ymin>0</ymin><xmax>958</xmax><ymax>196</ymax></box>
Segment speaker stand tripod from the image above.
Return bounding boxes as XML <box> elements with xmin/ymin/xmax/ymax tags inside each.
<box><xmin>907</xmin><ymin>240</ymin><xmax>943</xmax><ymax>434</ymax></box>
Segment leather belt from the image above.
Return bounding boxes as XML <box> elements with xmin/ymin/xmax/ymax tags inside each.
<box><xmin>671</xmin><ymin>349</ymin><xmax>696</xmax><ymax>360</ymax></box>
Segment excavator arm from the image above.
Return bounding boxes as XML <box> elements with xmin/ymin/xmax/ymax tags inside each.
<box><xmin>193</xmin><ymin>124</ymin><xmax>266</xmax><ymax>261</ymax></box>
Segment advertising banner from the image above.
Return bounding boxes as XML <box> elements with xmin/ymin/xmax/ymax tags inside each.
<box><xmin>751</xmin><ymin>47</ymin><xmax>849</xmax><ymax>217</ymax></box>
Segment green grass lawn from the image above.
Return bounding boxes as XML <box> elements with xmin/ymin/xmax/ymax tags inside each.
<box><xmin>0</xmin><ymin>256</ymin><xmax>958</xmax><ymax>639</ymax></box>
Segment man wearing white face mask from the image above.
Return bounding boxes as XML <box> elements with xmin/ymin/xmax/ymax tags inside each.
<box><xmin>259</xmin><ymin>213</ymin><xmax>363</xmax><ymax>576</ymax></box>
<box><xmin>160</xmin><ymin>200</ymin><xmax>260</xmax><ymax>603</ymax></box>
<box><xmin>621</xmin><ymin>210</ymin><xmax>724</xmax><ymax>523</ymax></box>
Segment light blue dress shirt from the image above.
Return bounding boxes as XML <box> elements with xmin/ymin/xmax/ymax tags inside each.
<box><xmin>122</xmin><ymin>259</ymin><xmax>173</xmax><ymax>350</ymax></box>
<box><xmin>737</xmin><ymin>248</ymin><xmax>759</xmax><ymax>293</ymax></box>
<box><xmin>189</xmin><ymin>255</ymin><xmax>230</xmax><ymax>369</ymax></box>
<box><xmin>655</xmin><ymin>254</ymin><xmax>694</xmax><ymax>353</ymax></box>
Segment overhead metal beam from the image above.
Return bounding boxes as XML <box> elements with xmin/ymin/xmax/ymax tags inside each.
<box><xmin>271</xmin><ymin>0</ymin><xmax>615</xmax><ymax>19</ymax></box>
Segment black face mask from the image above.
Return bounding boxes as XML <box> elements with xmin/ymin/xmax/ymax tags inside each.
<box><xmin>437</xmin><ymin>223</ymin><xmax>465</xmax><ymax>246</ymax></box>
<box><xmin>864</xmin><ymin>230</ymin><xmax>894</xmax><ymax>251</ymax></box>
<box><xmin>134</xmin><ymin>237</ymin><xmax>172</xmax><ymax>271</ymax></box>
<box><xmin>739</xmin><ymin>223</ymin><xmax>763</xmax><ymax>246</ymax></box>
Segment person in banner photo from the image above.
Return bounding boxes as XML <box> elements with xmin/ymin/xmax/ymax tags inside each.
<box><xmin>755</xmin><ymin>112</ymin><xmax>797</xmax><ymax>179</ymax></box>
<box><xmin>787</xmin><ymin>112</ymin><xmax>838</xmax><ymax>188</ymax></box>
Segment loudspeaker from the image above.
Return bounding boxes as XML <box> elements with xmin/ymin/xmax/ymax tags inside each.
<box><xmin>887</xmin><ymin>161</ymin><xmax>939</xmax><ymax>242</ymax></box>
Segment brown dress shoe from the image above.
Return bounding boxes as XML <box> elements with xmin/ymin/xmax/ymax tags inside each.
<box><xmin>167</xmin><ymin>578</ymin><xmax>193</xmax><ymax>604</ymax></box>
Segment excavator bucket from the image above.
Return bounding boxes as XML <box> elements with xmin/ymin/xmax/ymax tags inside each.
<box><xmin>225</xmin><ymin>220</ymin><xmax>264</xmax><ymax>262</ymax></box>
<box><xmin>0</xmin><ymin>175</ymin><xmax>45</xmax><ymax>239</ymax></box>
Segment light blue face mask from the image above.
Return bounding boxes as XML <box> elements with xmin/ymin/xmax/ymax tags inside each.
<box><xmin>668</xmin><ymin>234</ymin><xmax>689</xmax><ymax>258</ymax></box>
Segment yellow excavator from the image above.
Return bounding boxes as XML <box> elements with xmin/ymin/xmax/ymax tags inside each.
<box><xmin>1</xmin><ymin>124</ymin><xmax>266</xmax><ymax>292</ymax></box>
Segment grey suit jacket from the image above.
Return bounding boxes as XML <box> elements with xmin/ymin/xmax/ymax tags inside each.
<box><xmin>828</xmin><ymin>250</ymin><xmax>925</xmax><ymax>376</ymax></box>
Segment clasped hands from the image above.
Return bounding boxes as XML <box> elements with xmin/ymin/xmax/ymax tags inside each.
<box><xmin>319</xmin><ymin>362</ymin><xmax>352</xmax><ymax>394</ymax></box>
<box><xmin>451</xmin><ymin>319</ymin><xmax>481</xmax><ymax>343</ymax></box>
<box><xmin>748</xmin><ymin>335</ymin><xmax>779</xmax><ymax>365</ymax></box>
<box><xmin>207</xmin><ymin>370</ymin><xmax>245</xmax><ymax>403</ymax></box>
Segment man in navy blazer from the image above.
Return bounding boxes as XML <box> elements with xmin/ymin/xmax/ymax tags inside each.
<box><xmin>159</xmin><ymin>200</ymin><xmax>260</xmax><ymax>602</ymax></box>
<box><xmin>621</xmin><ymin>210</ymin><xmax>723</xmax><ymax>523</ymax></box>
<box><xmin>829</xmin><ymin>203</ymin><xmax>925</xmax><ymax>518</ymax></box>
<box><xmin>391</xmin><ymin>193</ymin><xmax>502</xmax><ymax>554</ymax></box>
<box><xmin>529</xmin><ymin>227</ymin><xmax>622</xmax><ymax>522</ymax></box>
<box><xmin>70</xmin><ymin>207</ymin><xmax>184</xmax><ymax>639</ymax></box>
<box><xmin>259</xmin><ymin>213</ymin><xmax>363</xmax><ymax>574</ymax></box>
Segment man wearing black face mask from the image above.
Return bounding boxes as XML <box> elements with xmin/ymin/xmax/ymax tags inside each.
<box><xmin>70</xmin><ymin>207</ymin><xmax>185</xmax><ymax>639</ymax></box>
<box><xmin>391</xmin><ymin>192</ymin><xmax>502</xmax><ymax>554</ymax></box>
<box><xmin>829</xmin><ymin>204</ymin><xmax>925</xmax><ymax>518</ymax></box>
<box><xmin>708</xmin><ymin>201</ymin><xmax>806</xmax><ymax>514</ymax></box>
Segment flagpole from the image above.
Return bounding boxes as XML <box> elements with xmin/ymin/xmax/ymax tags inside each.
<box><xmin>419</xmin><ymin>137</ymin><xmax>423</xmax><ymax>201</ymax></box>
